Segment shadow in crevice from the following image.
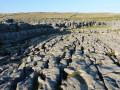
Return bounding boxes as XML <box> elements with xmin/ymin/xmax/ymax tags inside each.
<box><xmin>104</xmin><ymin>76</ymin><xmax>119</xmax><ymax>88</ymax></box>
<box><xmin>4</xmin><ymin>67</ymin><xmax>34</xmax><ymax>90</ymax></box>
<box><xmin>70</xmin><ymin>59</ymin><xmax>107</xmax><ymax>89</ymax></box>
<box><xmin>73</xmin><ymin>75</ymin><xmax>88</xmax><ymax>90</ymax></box>
<box><xmin>0</xmin><ymin>20</ymin><xmax>71</xmax><ymax>57</ymax></box>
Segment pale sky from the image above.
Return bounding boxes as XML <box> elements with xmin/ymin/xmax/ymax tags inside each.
<box><xmin>0</xmin><ymin>0</ymin><xmax>120</xmax><ymax>13</ymax></box>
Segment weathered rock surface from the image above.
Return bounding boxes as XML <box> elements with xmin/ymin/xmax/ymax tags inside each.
<box><xmin>0</xmin><ymin>19</ymin><xmax>120</xmax><ymax>90</ymax></box>
<box><xmin>0</xmin><ymin>19</ymin><xmax>107</xmax><ymax>45</ymax></box>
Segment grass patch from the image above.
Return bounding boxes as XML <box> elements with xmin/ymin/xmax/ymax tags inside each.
<box><xmin>96</xmin><ymin>62</ymin><xmax>103</xmax><ymax>65</ymax></box>
<box><xmin>80</xmin><ymin>25</ymin><xmax>107</xmax><ymax>29</ymax></box>
<box><xmin>94</xmin><ymin>31</ymin><xmax>99</xmax><ymax>34</ymax></box>
<box><xmin>60</xmin><ymin>46</ymin><xmax>69</xmax><ymax>50</ymax></box>
<box><xmin>1</xmin><ymin>13</ymin><xmax>120</xmax><ymax>23</ymax></box>
<box><xmin>106</xmin><ymin>51</ymin><xmax>116</xmax><ymax>57</ymax></box>
<box><xmin>68</xmin><ymin>25</ymin><xmax>107</xmax><ymax>33</ymax></box>
<box><xmin>113</xmin><ymin>29</ymin><xmax>120</xmax><ymax>33</ymax></box>
<box><xmin>67</xmin><ymin>71</ymin><xmax>81</xmax><ymax>78</ymax></box>
<box><xmin>60</xmin><ymin>45</ymin><xmax>75</xmax><ymax>51</ymax></box>
<box><xmin>63</xmin><ymin>46</ymin><xmax>69</xmax><ymax>50</ymax></box>
<box><xmin>117</xmin><ymin>58</ymin><xmax>120</xmax><ymax>64</ymax></box>
<box><xmin>38</xmin><ymin>83</ymin><xmax>43</xmax><ymax>89</ymax></box>
<box><xmin>69</xmin><ymin>45</ymin><xmax>75</xmax><ymax>49</ymax></box>
<box><xmin>10</xmin><ymin>56</ymin><xmax>22</xmax><ymax>61</ymax></box>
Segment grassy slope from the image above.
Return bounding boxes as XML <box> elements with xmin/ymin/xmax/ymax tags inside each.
<box><xmin>0</xmin><ymin>12</ymin><xmax>120</xmax><ymax>23</ymax></box>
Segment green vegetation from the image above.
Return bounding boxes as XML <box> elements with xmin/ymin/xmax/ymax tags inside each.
<box><xmin>63</xmin><ymin>46</ymin><xmax>69</xmax><ymax>50</ymax></box>
<box><xmin>38</xmin><ymin>83</ymin><xmax>43</xmax><ymax>89</ymax></box>
<box><xmin>113</xmin><ymin>29</ymin><xmax>120</xmax><ymax>33</ymax></box>
<box><xmin>117</xmin><ymin>58</ymin><xmax>120</xmax><ymax>64</ymax></box>
<box><xmin>67</xmin><ymin>25</ymin><xmax>107</xmax><ymax>34</ymax></box>
<box><xmin>106</xmin><ymin>51</ymin><xmax>116</xmax><ymax>57</ymax></box>
<box><xmin>74</xmin><ymin>26</ymin><xmax>107</xmax><ymax>30</ymax></box>
<box><xmin>72</xmin><ymin>13</ymin><xmax>120</xmax><ymax>21</ymax></box>
<box><xmin>1</xmin><ymin>12</ymin><xmax>120</xmax><ymax>23</ymax></box>
<box><xmin>96</xmin><ymin>62</ymin><xmax>103</xmax><ymax>65</ymax></box>
<box><xmin>96</xmin><ymin>39</ymin><xmax>101</xmax><ymax>43</ymax></box>
<box><xmin>67</xmin><ymin>71</ymin><xmax>81</xmax><ymax>78</ymax></box>
<box><xmin>60</xmin><ymin>45</ymin><xmax>74</xmax><ymax>50</ymax></box>
<box><xmin>80</xmin><ymin>25</ymin><xmax>108</xmax><ymax>29</ymax></box>
<box><xmin>94</xmin><ymin>31</ymin><xmax>100</xmax><ymax>34</ymax></box>
<box><xmin>10</xmin><ymin>56</ymin><xmax>22</xmax><ymax>61</ymax></box>
<box><xmin>69</xmin><ymin>45</ymin><xmax>75</xmax><ymax>50</ymax></box>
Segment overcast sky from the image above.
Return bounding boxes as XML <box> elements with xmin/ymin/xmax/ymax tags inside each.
<box><xmin>0</xmin><ymin>0</ymin><xmax>120</xmax><ymax>13</ymax></box>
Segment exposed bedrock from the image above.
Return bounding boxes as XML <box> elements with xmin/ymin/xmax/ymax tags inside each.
<box><xmin>0</xmin><ymin>19</ymin><xmax>107</xmax><ymax>45</ymax></box>
<box><xmin>0</xmin><ymin>19</ymin><xmax>120</xmax><ymax>90</ymax></box>
<box><xmin>0</xmin><ymin>19</ymin><xmax>106</xmax><ymax>32</ymax></box>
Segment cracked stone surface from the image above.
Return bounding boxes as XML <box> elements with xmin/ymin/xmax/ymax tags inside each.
<box><xmin>0</xmin><ymin>19</ymin><xmax>120</xmax><ymax>90</ymax></box>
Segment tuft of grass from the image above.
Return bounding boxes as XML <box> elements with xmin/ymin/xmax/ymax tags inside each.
<box><xmin>96</xmin><ymin>39</ymin><xmax>101</xmax><ymax>42</ymax></box>
<box><xmin>60</xmin><ymin>46</ymin><xmax>69</xmax><ymax>50</ymax></box>
<box><xmin>60</xmin><ymin>45</ymin><xmax>74</xmax><ymax>50</ymax></box>
<box><xmin>117</xmin><ymin>58</ymin><xmax>120</xmax><ymax>64</ymax></box>
<box><xmin>113</xmin><ymin>29</ymin><xmax>120</xmax><ymax>34</ymax></box>
<box><xmin>96</xmin><ymin>62</ymin><xmax>103</xmax><ymax>65</ymax></box>
<box><xmin>10</xmin><ymin>57</ymin><xmax>15</xmax><ymax>60</ymax></box>
<box><xmin>63</xmin><ymin>46</ymin><xmax>69</xmax><ymax>50</ymax></box>
<box><xmin>94</xmin><ymin>31</ymin><xmax>99</xmax><ymax>34</ymax></box>
<box><xmin>67</xmin><ymin>71</ymin><xmax>81</xmax><ymax>78</ymax></box>
<box><xmin>38</xmin><ymin>83</ymin><xmax>43</xmax><ymax>89</ymax></box>
<box><xmin>106</xmin><ymin>51</ymin><xmax>116</xmax><ymax>57</ymax></box>
<box><xmin>69</xmin><ymin>45</ymin><xmax>75</xmax><ymax>49</ymax></box>
<box><xmin>80</xmin><ymin>25</ymin><xmax>107</xmax><ymax>29</ymax></box>
<box><xmin>10</xmin><ymin>56</ymin><xmax>22</xmax><ymax>61</ymax></box>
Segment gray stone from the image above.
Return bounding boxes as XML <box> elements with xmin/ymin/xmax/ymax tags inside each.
<box><xmin>17</xmin><ymin>72</ymin><xmax>37</xmax><ymax>90</ymax></box>
<box><xmin>18</xmin><ymin>62</ymin><xmax>26</xmax><ymax>70</ymax></box>
<box><xmin>42</xmin><ymin>68</ymin><xmax>60</xmax><ymax>89</ymax></box>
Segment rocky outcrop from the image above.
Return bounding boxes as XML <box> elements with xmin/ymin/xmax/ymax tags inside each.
<box><xmin>0</xmin><ymin>19</ymin><xmax>60</xmax><ymax>45</ymax></box>
<box><xmin>0</xmin><ymin>18</ymin><xmax>120</xmax><ymax>90</ymax></box>
<box><xmin>0</xmin><ymin>19</ymin><xmax>106</xmax><ymax>32</ymax></box>
<box><xmin>0</xmin><ymin>19</ymin><xmax>107</xmax><ymax>45</ymax></box>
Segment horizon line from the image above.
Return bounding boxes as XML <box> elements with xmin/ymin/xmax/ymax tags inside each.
<box><xmin>0</xmin><ymin>12</ymin><xmax>120</xmax><ymax>14</ymax></box>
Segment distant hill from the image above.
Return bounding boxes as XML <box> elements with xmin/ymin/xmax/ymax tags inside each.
<box><xmin>0</xmin><ymin>12</ymin><xmax>120</xmax><ymax>23</ymax></box>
